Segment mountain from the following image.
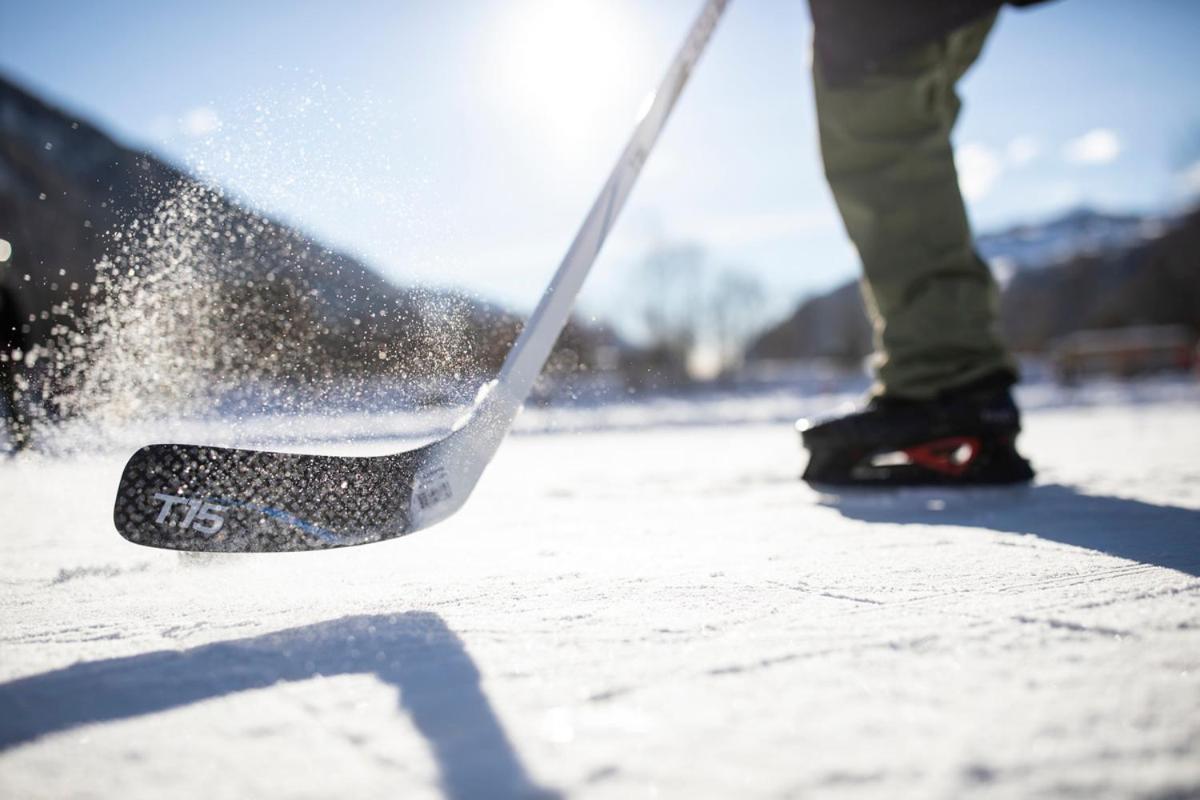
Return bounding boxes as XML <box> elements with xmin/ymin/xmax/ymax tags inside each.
<box><xmin>747</xmin><ymin>207</ymin><xmax>1200</xmax><ymax>364</ymax></box>
<box><xmin>745</xmin><ymin>280</ymin><xmax>871</xmax><ymax>367</ymax></box>
<box><xmin>976</xmin><ymin>207</ymin><xmax>1169</xmax><ymax>274</ymax></box>
<box><xmin>0</xmin><ymin>74</ymin><xmax>609</xmax><ymax>420</ymax></box>
<box><xmin>997</xmin><ymin>208</ymin><xmax>1200</xmax><ymax>352</ymax></box>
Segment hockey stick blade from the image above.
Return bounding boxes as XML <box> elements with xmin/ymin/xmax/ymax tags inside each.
<box><xmin>112</xmin><ymin>0</ymin><xmax>729</xmax><ymax>552</ymax></box>
<box><xmin>114</xmin><ymin>443</ymin><xmax>421</xmax><ymax>552</ymax></box>
<box><xmin>113</xmin><ymin>417</ymin><xmax>485</xmax><ymax>552</ymax></box>
<box><xmin>112</xmin><ymin>443</ymin><xmax>420</xmax><ymax>551</ymax></box>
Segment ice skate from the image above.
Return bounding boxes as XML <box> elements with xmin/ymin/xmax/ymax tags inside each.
<box><xmin>798</xmin><ymin>377</ymin><xmax>1035</xmax><ymax>487</ymax></box>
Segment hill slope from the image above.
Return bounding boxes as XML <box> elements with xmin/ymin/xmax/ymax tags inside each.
<box><xmin>749</xmin><ymin>208</ymin><xmax>1200</xmax><ymax>364</ymax></box>
<box><xmin>0</xmin><ymin>75</ymin><xmax>608</xmax><ymax>424</ymax></box>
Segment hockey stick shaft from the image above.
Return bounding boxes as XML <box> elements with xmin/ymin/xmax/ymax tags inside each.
<box><xmin>413</xmin><ymin>0</ymin><xmax>730</xmax><ymax>527</ymax></box>
<box><xmin>404</xmin><ymin>0</ymin><xmax>729</xmax><ymax>532</ymax></box>
<box><xmin>485</xmin><ymin>0</ymin><xmax>729</xmax><ymax>428</ymax></box>
<box><xmin>112</xmin><ymin>0</ymin><xmax>730</xmax><ymax>550</ymax></box>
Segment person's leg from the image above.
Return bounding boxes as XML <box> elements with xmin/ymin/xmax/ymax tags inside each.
<box><xmin>813</xmin><ymin>12</ymin><xmax>1015</xmax><ymax>400</ymax></box>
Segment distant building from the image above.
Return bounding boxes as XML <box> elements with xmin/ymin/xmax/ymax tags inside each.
<box><xmin>1050</xmin><ymin>325</ymin><xmax>1197</xmax><ymax>383</ymax></box>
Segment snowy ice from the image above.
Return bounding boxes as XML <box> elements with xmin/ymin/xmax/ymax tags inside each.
<box><xmin>0</xmin><ymin>382</ymin><xmax>1198</xmax><ymax>798</ymax></box>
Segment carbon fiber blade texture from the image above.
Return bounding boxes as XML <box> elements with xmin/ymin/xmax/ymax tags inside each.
<box><xmin>113</xmin><ymin>444</ymin><xmax>422</xmax><ymax>552</ymax></box>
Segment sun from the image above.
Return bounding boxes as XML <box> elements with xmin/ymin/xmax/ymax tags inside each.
<box><xmin>489</xmin><ymin>0</ymin><xmax>644</xmax><ymax>160</ymax></box>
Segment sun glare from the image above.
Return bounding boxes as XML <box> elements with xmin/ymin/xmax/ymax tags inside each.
<box><xmin>491</xmin><ymin>0</ymin><xmax>644</xmax><ymax>160</ymax></box>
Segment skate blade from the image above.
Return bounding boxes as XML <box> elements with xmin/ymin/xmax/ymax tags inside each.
<box><xmin>802</xmin><ymin>439</ymin><xmax>1034</xmax><ymax>488</ymax></box>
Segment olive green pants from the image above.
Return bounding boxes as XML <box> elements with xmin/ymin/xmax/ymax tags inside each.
<box><xmin>814</xmin><ymin>13</ymin><xmax>1016</xmax><ymax>399</ymax></box>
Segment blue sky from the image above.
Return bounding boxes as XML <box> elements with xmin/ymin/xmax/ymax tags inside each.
<box><xmin>3</xmin><ymin>0</ymin><xmax>1199</xmax><ymax>328</ymax></box>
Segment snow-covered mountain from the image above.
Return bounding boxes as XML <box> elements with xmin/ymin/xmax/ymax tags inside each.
<box><xmin>976</xmin><ymin>207</ymin><xmax>1169</xmax><ymax>273</ymax></box>
<box><xmin>750</xmin><ymin>206</ymin><xmax>1197</xmax><ymax>363</ymax></box>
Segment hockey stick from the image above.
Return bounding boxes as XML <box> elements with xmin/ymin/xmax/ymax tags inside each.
<box><xmin>113</xmin><ymin>0</ymin><xmax>729</xmax><ymax>552</ymax></box>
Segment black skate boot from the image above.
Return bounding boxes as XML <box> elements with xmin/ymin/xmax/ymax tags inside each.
<box><xmin>797</xmin><ymin>374</ymin><xmax>1034</xmax><ymax>487</ymax></box>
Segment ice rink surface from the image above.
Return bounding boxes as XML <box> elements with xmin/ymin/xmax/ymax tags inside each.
<box><xmin>1</xmin><ymin>388</ymin><xmax>1198</xmax><ymax>798</ymax></box>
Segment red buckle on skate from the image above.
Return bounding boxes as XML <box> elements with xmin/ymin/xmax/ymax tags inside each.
<box><xmin>902</xmin><ymin>436</ymin><xmax>981</xmax><ymax>477</ymax></box>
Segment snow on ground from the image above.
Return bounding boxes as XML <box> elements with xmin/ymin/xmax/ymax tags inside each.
<box><xmin>1</xmin><ymin>385</ymin><xmax>1198</xmax><ymax>799</ymax></box>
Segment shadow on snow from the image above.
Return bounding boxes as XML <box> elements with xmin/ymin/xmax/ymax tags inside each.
<box><xmin>821</xmin><ymin>483</ymin><xmax>1200</xmax><ymax>577</ymax></box>
<box><xmin>0</xmin><ymin>611</ymin><xmax>557</xmax><ymax>799</ymax></box>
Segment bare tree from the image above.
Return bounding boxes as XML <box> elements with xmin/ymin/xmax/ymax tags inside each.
<box><xmin>707</xmin><ymin>268</ymin><xmax>766</xmax><ymax>378</ymax></box>
<box><xmin>630</xmin><ymin>243</ymin><xmax>708</xmax><ymax>381</ymax></box>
